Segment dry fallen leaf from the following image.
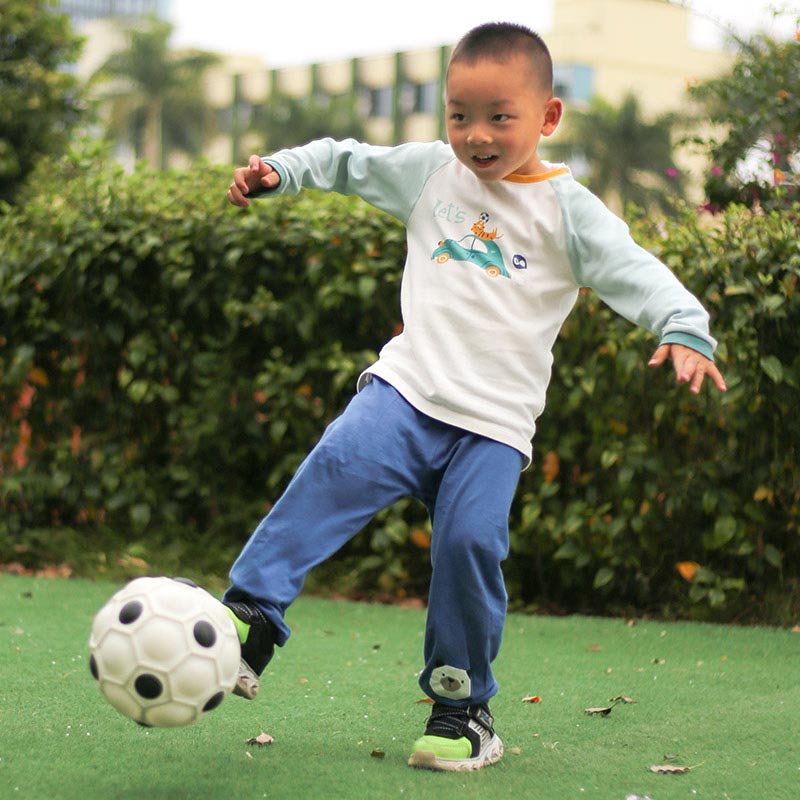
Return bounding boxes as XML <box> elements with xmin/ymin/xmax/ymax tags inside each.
<box><xmin>246</xmin><ymin>731</ymin><xmax>275</xmax><ymax>746</ymax></box>
<box><xmin>610</xmin><ymin>695</ymin><xmax>634</xmax><ymax>704</ymax></box>
<box><xmin>416</xmin><ymin>697</ymin><xmax>434</xmax><ymax>704</ymax></box>
<box><xmin>508</xmin><ymin>746</ymin><xmax>522</xmax><ymax>755</ymax></box>
<box><xmin>370</xmin><ymin>748</ymin><xmax>386</xmax><ymax>759</ymax></box>
<box><xmin>522</xmin><ymin>695</ymin><xmax>542</xmax><ymax>703</ymax></box>
<box><xmin>585</xmin><ymin>706</ymin><xmax>615</xmax><ymax>716</ymax></box>
<box><xmin>649</xmin><ymin>764</ymin><xmax>690</xmax><ymax>774</ymax></box>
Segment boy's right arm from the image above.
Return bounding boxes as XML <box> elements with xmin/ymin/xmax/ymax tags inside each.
<box><xmin>227</xmin><ymin>154</ymin><xmax>281</xmax><ymax>208</ymax></box>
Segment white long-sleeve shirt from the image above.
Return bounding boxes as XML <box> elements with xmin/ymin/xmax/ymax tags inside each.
<box><xmin>259</xmin><ymin>138</ymin><xmax>716</xmax><ymax>466</ymax></box>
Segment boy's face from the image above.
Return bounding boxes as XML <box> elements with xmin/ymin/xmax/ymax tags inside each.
<box><xmin>445</xmin><ymin>53</ymin><xmax>562</xmax><ymax>181</ymax></box>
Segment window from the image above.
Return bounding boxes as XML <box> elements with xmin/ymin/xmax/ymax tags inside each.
<box><xmin>553</xmin><ymin>64</ymin><xmax>594</xmax><ymax>104</ymax></box>
<box><xmin>360</xmin><ymin>86</ymin><xmax>394</xmax><ymax>119</ymax></box>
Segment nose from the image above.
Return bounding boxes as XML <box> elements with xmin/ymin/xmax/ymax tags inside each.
<box><xmin>466</xmin><ymin>125</ymin><xmax>492</xmax><ymax>145</ymax></box>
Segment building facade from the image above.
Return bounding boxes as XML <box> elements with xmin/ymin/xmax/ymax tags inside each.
<box><xmin>203</xmin><ymin>0</ymin><xmax>732</xmax><ymax>167</ymax></box>
<box><xmin>68</xmin><ymin>0</ymin><xmax>733</xmax><ymax>175</ymax></box>
<box><xmin>58</xmin><ymin>0</ymin><xmax>168</xmax><ymax>26</ymax></box>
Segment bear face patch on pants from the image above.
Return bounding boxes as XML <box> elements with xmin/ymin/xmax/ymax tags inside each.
<box><xmin>430</xmin><ymin>665</ymin><xmax>471</xmax><ymax>700</ymax></box>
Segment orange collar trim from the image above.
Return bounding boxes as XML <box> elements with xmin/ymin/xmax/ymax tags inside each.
<box><xmin>504</xmin><ymin>167</ymin><xmax>569</xmax><ymax>184</ymax></box>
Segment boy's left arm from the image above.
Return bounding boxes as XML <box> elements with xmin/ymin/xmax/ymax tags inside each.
<box><xmin>558</xmin><ymin>182</ymin><xmax>727</xmax><ymax>396</ymax></box>
<box><xmin>648</xmin><ymin>343</ymin><xmax>727</xmax><ymax>394</ymax></box>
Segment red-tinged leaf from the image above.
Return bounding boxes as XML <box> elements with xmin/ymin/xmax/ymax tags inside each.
<box><xmin>522</xmin><ymin>695</ymin><xmax>542</xmax><ymax>703</ymax></box>
<box><xmin>676</xmin><ymin>561</ymin><xmax>700</xmax><ymax>582</ymax></box>
<box><xmin>649</xmin><ymin>764</ymin><xmax>690</xmax><ymax>774</ymax></box>
<box><xmin>416</xmin><ymin>697</ymin><xmax>434</xmax><ymax>704</ymax></box>
<box><xmin>246</xmin><ymin>731</ymin><xmax>275</xmax><ymax>746</ymax></box>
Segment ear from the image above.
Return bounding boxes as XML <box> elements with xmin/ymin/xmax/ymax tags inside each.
<box><xmin>541</xmin><ymin>97</ymin><xmax>564</xmax><ymax>137</ymax></box>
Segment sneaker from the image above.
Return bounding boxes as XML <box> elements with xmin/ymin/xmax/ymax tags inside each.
<box><xmin>223</xmin><ymin>600</ymin><xmax>278</xmax><ymax>700</ymax></box>
<box><xmin>408</xmin><ymin>702</ymin><xmax>503</xmax><ymax>772</ymax></box>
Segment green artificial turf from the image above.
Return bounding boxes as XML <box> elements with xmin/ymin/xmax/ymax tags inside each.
<box><xmin>1</xmin><ymin>574</ymin><xmax>798</xmax><ymax>800</ymax></box>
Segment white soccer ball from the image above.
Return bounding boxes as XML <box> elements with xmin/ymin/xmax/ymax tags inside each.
<box><xmin>89</xmin><ymin>577</ymin><xmax>240</xmax><ymax>727</ymax></box>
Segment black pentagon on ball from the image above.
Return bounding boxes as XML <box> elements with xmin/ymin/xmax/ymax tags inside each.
<box><xmin>89</xmin><ymin>654</ymin><xmax>99</xmax><ymax>680</ymax></box>
<box><xmin>134</xmin><ymin>673</ymin><xmax>163</xmax><ymax>699</ymax></box>
<box><xmin>118</xmin><ymin>600</ymin><xmax>143</xmax><ymax>625</ymax></box>
<box><xmin>171</xmin><ymin>577</ymin><xmax>198</xmax><ymax>588</ymax></box>
<box><xmin>193</xmin><ymin>620</ymin><xmax>217</xmax><ymax>648</ymax></box>
<box><xmin>202</xmin><ymin>691</ymin><xmax>225</xmax><ymax>713</ymax></box>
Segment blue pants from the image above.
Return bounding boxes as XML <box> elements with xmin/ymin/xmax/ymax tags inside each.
<box><xmin>225</xmin><ymin>377</ymin><xmax>523</xmax><ymax>705</ymax></box>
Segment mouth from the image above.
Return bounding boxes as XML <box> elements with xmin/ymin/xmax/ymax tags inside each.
<box><xmin>472</xmin><ymin>154</ymin><xmax>499</xmax><ymax>168</ymax></box>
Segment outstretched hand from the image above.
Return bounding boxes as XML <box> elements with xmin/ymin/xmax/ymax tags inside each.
<box><xmin>649</xmin><ymin>343</ymin><xmax>727</xmax><ymax>394</ymax></box>
<box><xmin>227</xmin><ymin>155</ymin><xmax>281</xmax><ymax>207</ymax></box>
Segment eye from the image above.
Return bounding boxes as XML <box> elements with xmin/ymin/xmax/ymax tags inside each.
<box><xmin>449</xmin><ymin>112</ymin><xmax>466</xmax><ymax>123</ymax></box>
<box><xmin>492</xmin><ymin>113</ymin><xmax>511</xmax><ymax>122</ymax></box>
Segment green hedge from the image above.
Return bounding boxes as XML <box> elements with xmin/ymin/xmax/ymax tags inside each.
<box><xmin>1</xmin><ymin>153</ymin><xmax>798</xmax><ymax>621</ymax></box>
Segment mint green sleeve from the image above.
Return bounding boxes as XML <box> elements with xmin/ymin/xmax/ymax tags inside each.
<box><xmin>257</xmin><ymin>138</ymin><xmax>454</xmax><ymax>225</ymax></box>
<box><xmin>554</xmin><ymin>179</ymin><xmax>717</xmax><ymax>360</ymax></box>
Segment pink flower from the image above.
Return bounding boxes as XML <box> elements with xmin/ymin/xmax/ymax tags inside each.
<box><xmin>665</xmin><ymin>168</ymin><xmax>679</xmax><ymax>178</ymax></box>
<box><xmin>711</xmin><ymin>165</ymin><xmax>723</xmax><ymax>177</ymax></box>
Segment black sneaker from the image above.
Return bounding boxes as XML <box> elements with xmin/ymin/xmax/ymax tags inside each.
<box><xmin>223</xmin><ymin>600</ymin><xmax>278</xmax><ymax>699</ymax></box>
<box><xmin>408</xmin><ymin>702</ymin><xmax>503</xmax><ymax>771</ymax></box>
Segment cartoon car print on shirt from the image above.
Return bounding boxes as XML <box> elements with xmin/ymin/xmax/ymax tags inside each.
<box><xmin>432</xmin><ymin>234</ymin><xmax>510</xmax><ymax>278</ymax></box>
<box><xmin>432</xmin><ymin>212</ymin><xmax>511</xmax><ymax>278</ymax></box>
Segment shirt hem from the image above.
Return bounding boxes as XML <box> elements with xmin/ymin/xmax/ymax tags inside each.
<box><xmin>358</xmin><ymin>368</ymin><xmax>533</xmax><ymax>470</ymax></box>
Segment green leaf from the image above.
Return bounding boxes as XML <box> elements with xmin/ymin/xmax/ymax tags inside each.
<box><xmin>130</xmin><ymin>503</ymin><xmax>151</xmax><ymax>532</ymax></box>
<box><xmin>593</xmin><ymin>566</ymin><xmax>615</xmax><ymax>589</ymax></box>
<box><xmin>764</xmin><ymin>545</ymin><xmax>782</xmax><ymax>568</ymax></box>
<box><xmin>760</xmin><ymin>356</ymin><xmax>783</xmax><ymax>384</ymax></box>
<box><xmin>554</xmin><ymin>540</ymin><xmax>580</xmax><ymax>561</ymax></box>
<box><xmin>600</xmin><ymin>450</ymin><xmax>619</xmax><ymax>469</ymax></box>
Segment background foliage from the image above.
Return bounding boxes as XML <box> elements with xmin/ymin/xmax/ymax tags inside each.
<box><xmin>1</xmin><ymin>147</ymin><xmax>798</xmax><ymax>622</ymax></box>
<box><xmin>0</xmin><ymin>0</ymin><xmax>85</xmax><ymax>203</ymax></box>
<box><xmin>687</xmin><ymin>32</ymin><xmax>799</xmax><ymax>211</ymax></box>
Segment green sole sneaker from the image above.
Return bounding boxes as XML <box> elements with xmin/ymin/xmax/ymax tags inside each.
<box><xmin>408</xmin><ymin>732</ymin><xmax>504</xmax><ymax>771</ymax></box>
<box><xmin>408</xmin><ymin>702</ymin><xmax>503</xmax><ymax>771</ymax></box>
<box><xmin>223</xmin><ymin>600</ymin><xmax>278</xmax><ymax>700</ymax></box>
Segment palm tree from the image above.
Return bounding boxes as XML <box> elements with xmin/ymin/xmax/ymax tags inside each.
<box><xmin>250</xmin><ymin>94</ymin><xmax>367</xmax><ymax>155</ymax></box>
<box><xmin>91</xmin><ymin>17</ymin><xmax>218</xmax><ymax>169</ymax></box>
<box><xmin>550</xmin><ymin>93</ymin><xmax>685</xmax><ymax>214</ymax></box>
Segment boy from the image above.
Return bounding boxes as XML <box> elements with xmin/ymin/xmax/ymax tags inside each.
<box><xmin>223</xmin><ymin>22</ymin><xmax>727</xmax><ymax>771</ymax></box>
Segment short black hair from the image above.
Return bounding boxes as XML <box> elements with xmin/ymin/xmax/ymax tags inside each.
<box><xmin>448</xmin><ymin>22</ymin><xmax>553</xmax><ymax>92</ymax></box>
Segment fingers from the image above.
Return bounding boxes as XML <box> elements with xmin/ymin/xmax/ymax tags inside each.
<box><xmin>227</xmin><ymin>168</ymin><xmax>252</xmax><ymax>207</ymax></box>
<box><xmin>226</xmin><ymin>156</ymin><xmax>280</xmax><ymax>207</ymax></box>
<box><xmin>649</xmin><ymin>344</ymin><xmax>727</xmax><ymax>394</ymax></box>
<box><xmin>675</xmin><ymin>351</ymin><xmax>726</xmax><ymax>394</ymax></box>
<box><xmin>647</xmin><ymin>344</ymin><xmax>670</xmax><ymax>368</ymax></box>
<box><xmin>696</xmin><ymin>361</ymin><xmax>728</xmax><ymax>394</ymax></box>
